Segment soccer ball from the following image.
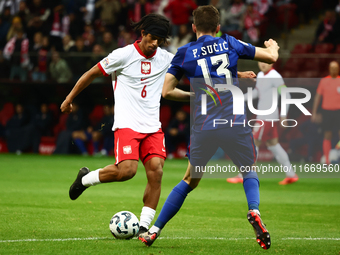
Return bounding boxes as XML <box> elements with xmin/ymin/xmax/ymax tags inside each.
<box><xmin>109</xmin><ymin>211</ymin><xmax>139</xmax><ymax>239</ymax></box>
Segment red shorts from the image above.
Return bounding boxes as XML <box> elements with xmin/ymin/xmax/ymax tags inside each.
<box><xmin>114</xmin><ymin>128</ymin><xmax>166</xmax><ymax>165</ymax></box>
<box><xmin>252</xmin><ymin>120</ymin><xmax>278</xmax><ymax>142</ymax></box>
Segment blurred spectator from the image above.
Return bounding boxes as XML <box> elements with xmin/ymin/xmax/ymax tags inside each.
<box><xmin>117</xmin><ymin>27</ymin><xmax>135</xmax><ymax>48</ymax></box>
<box><xmin>168</xmin><ymin>24</ymin><xmax>192</xmax><ymax>54</ymax></box>
<box><xmin>95</xmin><ymin>0</ymin><xmax>121</xmax><ymax>37</ymax></box>
<box><xmin>62</xmin><ymin>34</ymin><xmax>74</xmax><ymax>52</ymax></box>
<box><xmin>31</xmin><ymin>35</ymin><xmax>49</xmax><ymax>82</ymax></box>
<box><xmin>165</xmin><ymin>109</ymin><xmax>190</xmax><ymax>158</ymax></box>
<box><xmin>83</xmin><ymin>0</ymin><xmax>96</xmax><ymax>24</ymax></box>
<box><xmin>288</xmin><ymin>114</ymin><xmax>323</xmax><ymax>162</ymax></box>
<box><xmin>0</xmin><ymin>8</ymin><xmax>12</xmax><ymax>49</ymax></box>
<box><xmin>312</xmin><ymin>61</ymin><xmax>340</xmax><ymax>165</ymax></box>
<box><xmin>67</xmin><ymin>12</ymin><xmax>84</xmax><ymax>39</ymax></box>
<box><xmin>69</xmin><ymin>36</ymin><xmax>90</xmax><ymax>81</ymax></box>
<box><xmin>54</xmin><ymin>102</ymin><xmax>88</xmax><ymax>154</ymax></box>
<box><xmin>82</xmin><ymin>24</ymin><xmax>95</xmax><ymax>50</ymax></box>
<box><xmin>246</xmin><ymin>0</ymin><xmax>272</xmax><ymax>16</ymax></box>
<box><xmin>242</xmin><ymin>3</ymin><xmax>262</xmax><ymax>44</ymax></box>
<box><xmin>336</xmin><ymin>0</ymin><xmax>340</xmax><ymax>14</ymax></box>
<box><xmin>17</xmin><ymin>1</ymin><xmax>33</xmax><ymax>32</ymax></box>
<box><xmin>48</xmin><ymin>4</ymin><xmax>66</xmax><ymax>52</ymax></box>
<box><xmin>49</xmin><ymin>51</ymin><xmax>72</xmax><ymax>83</ymax></box>
<box><xmin>5</xmin><ymin>103</ymin><xmax>32</xmax><ymax>153</ymax></box>
<box><xmin>314</xmin><ymin>10</ymin><xmax>340</xmax><ymax>45</ymax></box>
<box><xmin>0</xmin><ymin>0</ymin><xmax>20</xmax><ymax>15</ymax></box>
<box><xmin>164</xmin><ymin>0</ymin><xmax>197</xmax><ymax>37</ymax></box>
<box><xmin>89</xmin><ymin>44</ymin><xmax>106</xmax><ymax>83</ymax></box>
<box><xmin>130</xmin><ymin>0</ymin><xmax>153</xmax><ymax>23</ymax></box>
<box><xmin>6</xmin><ymin>16</ymin><xmax>23</xmax><ymax>41</ymax></box>
<box><xmin>220</xmin><ymin>0</ymin><xmax>246</xmax><ymax>32</ymax></box>
<box><xmin>27</xmin><ymin>0</ymin><xmax>51</xmax><ymax>35</ymax></box>
<box><xmin>72</xmin><ymin>104</ymin><xmax>114</xmax><ymax>156</ymax></box>
<box><xmin>3</xmin><ymin>27</ymin><xmax>30</xmax><ymax>82</ymax></box>
<box><xmin>32</xmin><ymin>103</ymin><xmax>53</xmax><ymax>153</ymax></box>
<box><xmin>0</xmin><ymin>50</ymin><xmax>10</xmax><ymax>78</ymax></box>
<box><xmin>100</xmin><ymin>31</ymin><xmax>117</xmax><ymax>54</ymax></box>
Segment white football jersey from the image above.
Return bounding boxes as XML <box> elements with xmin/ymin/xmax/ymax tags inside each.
<box><xmin>255</xmin><ymin>69</ymin><xmax>285</xmax><ymax>120</ymax></box>
<box><xmin>98</xmin><ymin>41</ymin><xmax>174</xmax><ymax>133</ymax></box>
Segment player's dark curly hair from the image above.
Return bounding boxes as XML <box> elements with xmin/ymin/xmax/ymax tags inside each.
<box><xmin>131</xmin><ymin>14</ymin><xmax>170</xmax><ymax>45</ymax></box>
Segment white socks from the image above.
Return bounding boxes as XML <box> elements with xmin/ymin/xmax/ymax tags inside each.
<box><xmin>149</xmin><ymin>225</ymin><xmax>161</xmax><ymax>234</ymax></box>
<box><xmin>140</xmin><ymin>206</ymin><xmax>156</xmax><ymax>229</ymax></box>
<box><xmin>81</xmin><ymin>169</ymin><xmax>101</xmax><ymax>187</ymax></box>
<box><xmin>267</xmin><ymin>144</ymin><xmax>295</xmax><ymax>177</ymax></box>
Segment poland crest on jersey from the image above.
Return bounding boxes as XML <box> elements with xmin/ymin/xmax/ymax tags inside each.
<box><xmin>141</xmin><ymin>61</ymin><xmax>151</xmax><ymax>74</ymax></box>
<box><xmin>123</xmin><ymin>145</ymin><xmax>132</xmax><ymax>154</ymax></box>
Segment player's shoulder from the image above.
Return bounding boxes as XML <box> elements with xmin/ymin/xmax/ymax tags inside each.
<box><xmin>257</xmin><ymin>71</ymin><xmax>264</xmax><ymax>78</ymax></box>
<box><xmin>108</xmin><ymin>44</ymin><xmax>134</xmax><ymax>59</ymax></box>
<box><xmin>267</xmin><ymin>69</ymin><xmax>282</xmax><ymax>78</ymax></box>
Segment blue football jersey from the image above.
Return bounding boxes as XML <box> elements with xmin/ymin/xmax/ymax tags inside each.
<box><xmin>167</xmin><ymin>34</ymin><xmax>255</xmax><ymax>130</ymax></box>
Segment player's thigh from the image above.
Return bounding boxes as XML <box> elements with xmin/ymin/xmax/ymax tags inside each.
<box><xmin>114</xmin><ymin>128</ymin><xmax>142</xmax><ymax>165</ymax></box>
<box><xmin>139</xmin><ymin>129</ymin><xmax>166</xmax><ymax>165</ymax></box>
<box><xmin>117</xmin><ymin>159</ymin><xmax>139</xmax><ymax>177</ymax></box>
<box><xmin>72</xmin><ymin>130</ymin><xmax>87</xmax><ymax>140</ymax></box>
<box><xmin>189</xmin><ymin>129</ymin><xmax>219</xmax><ymax>168</ymax></box>
<box><xmin>220</xmin><ymin>126</ymin><xmax>257</xmax><ymax>168</ymax></box>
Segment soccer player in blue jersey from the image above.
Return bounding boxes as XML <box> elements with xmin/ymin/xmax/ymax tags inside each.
<box><xmin>139</xmin><ymin>5</ymin><xmax>279</xmax><ymax>250</ymax></box>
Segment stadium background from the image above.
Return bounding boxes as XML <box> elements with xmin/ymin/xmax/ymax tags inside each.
<box><xmin>0</xmin><ymin>0</ymin><xmax>339</xmax><ymax>161</ymax></box>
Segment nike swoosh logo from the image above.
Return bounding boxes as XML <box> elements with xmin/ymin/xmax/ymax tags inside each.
<box><xmin>141</xmin><ymin>78</ymin><xmax>147</xmax><ymax>81</ymax></box>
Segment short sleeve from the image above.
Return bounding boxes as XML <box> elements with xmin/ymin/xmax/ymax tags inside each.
<box><xmin>97</xmin><ymin>48</ymin><xmax>125</xmax><ymax>76</ymax></box>
<box><xmin>167</xmin><ymin>47</ymin><xmax>186</xmax><ymax>81</ymax></box>
<box><xmin>225</xmin><ymin>34</ymin><xmax>256</xmax><ymax>60</ymax></box>
<box><xmin>316</xmin><ymin>79</ymin><xmax>325</xmax><ymax>95</ymax></box>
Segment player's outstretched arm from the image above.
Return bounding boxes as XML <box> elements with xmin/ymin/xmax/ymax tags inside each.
<box><xmin>162</xmin><ymin>73</ymin><xmax>192</xmax><ymax>102</ymax></box>
<box><xmin>254</xmin><ymin>39</ymin><xmax>279</xmax><ymax>64</ymax></box>
<box><xmin>60</xmin><ymin>64</ymin><xmax>103</xmax><ymax>113</ymax></box>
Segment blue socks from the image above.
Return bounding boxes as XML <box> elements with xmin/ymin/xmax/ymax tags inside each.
<box><xmin>74</xmin><ymin>138</ymin><xmax>87</xmax><ymax>154</ymax></box>
<box><xmin>242</xmin><ymin>171</ymin><xmax>260</xmax><ymax>210</ymax></box>
<box><xmin>154</xmin><ymin>180</ymin><xmax>193</xmax><ymax>229</ymax></box>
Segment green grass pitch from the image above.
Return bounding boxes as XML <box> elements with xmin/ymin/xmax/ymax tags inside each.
<box><xmin>0</xmin><ymin>154</ymin><xmax>339</xmax><ymax>254</ymax></box>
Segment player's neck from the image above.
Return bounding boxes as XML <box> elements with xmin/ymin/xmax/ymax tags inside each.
<box><xmin>196</xmin><ymin>32</ymin><xmax>215</xmax><ymax>40</ymax></box>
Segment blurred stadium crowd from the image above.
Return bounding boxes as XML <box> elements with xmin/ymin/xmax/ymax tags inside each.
<box><xmin>0</xmin><ymin>0</ymin><xmax>340</xmax><ymax>162</ymax></box>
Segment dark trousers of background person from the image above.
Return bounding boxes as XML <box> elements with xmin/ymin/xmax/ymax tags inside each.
<box><xmin>6</xmin><ymin>125</ymin><xmax>34</xmax><ymax>152</ymax></box>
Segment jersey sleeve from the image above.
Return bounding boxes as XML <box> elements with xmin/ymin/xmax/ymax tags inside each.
<box><xmin>97</xmin><ymin>48</ymin><xmax>125</xmax><ymax>76</ymax></box>
<box><xmin>167</xmin><ymin>47</ymin><xmax>185</xmax><ymax>81</ymax></box>
<box><xmin>225</xmin><ymin>34</ymin><xmax>255</xmax><ymax>60</ymax></box>
<box><xmin>316</xmin><ymin>78</ymin><xmax>325</xmax><ymax>95</ymax></box>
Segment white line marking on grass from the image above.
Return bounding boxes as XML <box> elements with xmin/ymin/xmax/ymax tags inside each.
<box><xmin>0</xmin><ymin>237</ymin><xmax>111</xmax><ymax>243</ymax></box>
<box><xmin>0</xmin><ymin>236</ymin><xmax>339</xmax><ymax>243</ymax></box>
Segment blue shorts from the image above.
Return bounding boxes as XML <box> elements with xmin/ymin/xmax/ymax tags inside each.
<box><xmin>188</xmin><ymin>125</ymin><xmax>257</xmax><ymax>168</ymax></box>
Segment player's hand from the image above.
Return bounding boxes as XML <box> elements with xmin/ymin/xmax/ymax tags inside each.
<box><xmin>238</xmin><ymin>71</ymin><xmax>256</xmax><ymax>79</ymax></box>
<box><xmin>60</xmin><ymin>99</ymin><xmax>73</xmax><ymax>114</ymax></box>
<box><xmin>264</xmin><ymin>39</ymin><xmax>279</xmax><ymax>50</ymax></box>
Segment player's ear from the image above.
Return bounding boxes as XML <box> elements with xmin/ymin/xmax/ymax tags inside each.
<box><xmin>141</xmin><ymin>29</ymin><xmax>146</xmax><ymax>37</ymax></box>
<box><xmin>192</xmin><ymin>24</ymin><xmax>196</xmax><ymax>33</ymax></box>
<box><xmin>216</xmin><ymin>24</ymin><xmax>221</xmax><ymax>34</ymax></box>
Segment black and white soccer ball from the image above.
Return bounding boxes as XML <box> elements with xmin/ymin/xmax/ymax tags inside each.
<box><xmin>109</xmin><ymin>211</ymin><xmax>139</xmax><ymax>239</ymax></box>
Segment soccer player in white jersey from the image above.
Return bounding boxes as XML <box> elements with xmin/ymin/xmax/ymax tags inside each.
<box><xmin>227</xmin><ymin>61</ymin><xmax>299</xmax><ymax>185</ymax></box>
<box><xmin>60</xmin><ymin>14</ymin><xmax>178</xmax><ymax>237</ymax></box>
